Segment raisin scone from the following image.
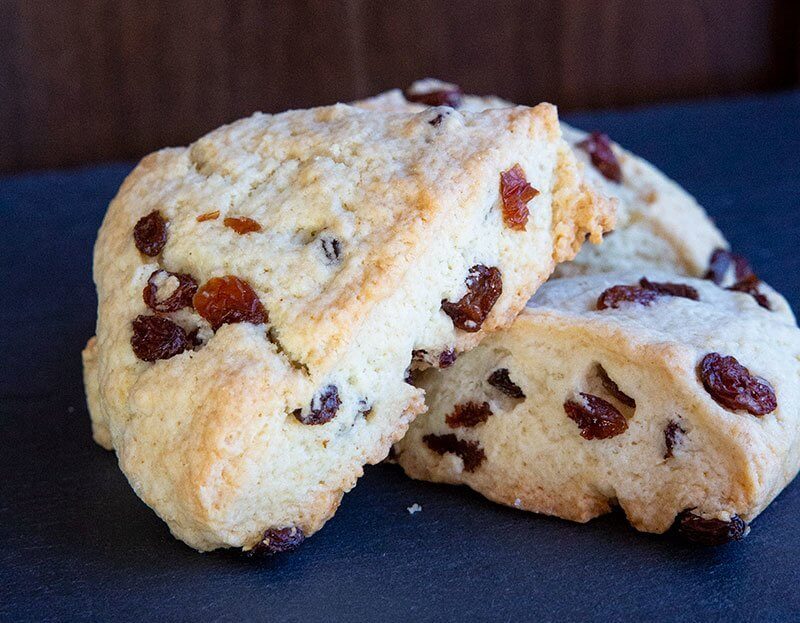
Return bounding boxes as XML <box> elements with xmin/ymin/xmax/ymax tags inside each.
<box><xmin>358</xmin><ymin>79</ymin><xmax>728</xmax><ymax>278</ymax></box>
<box><xmin>82</xmin><ymin>103</ymin><xmax>612</xmax><ymax>553</ymax></box>
<box><xmin>396</xmin><ymin>271</ymin><xmax>800</xmax><ymax>543</ymax></box>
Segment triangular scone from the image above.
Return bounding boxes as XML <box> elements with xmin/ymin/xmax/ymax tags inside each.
<box><xmin>397</xmin><ymin>272</ymin><xmax>800</xmax><ymax>543</ymax></box>
<box><xmin>357</xmin><ymin>79</ymin><xmax>727</xmax><ymax>278</ymax></box>
<box><xmin>82</xmin><ymin>103</ymin><xmax>611</xmax><ymax>552</ymax></box>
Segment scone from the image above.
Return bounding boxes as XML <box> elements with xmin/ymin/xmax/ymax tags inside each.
<box><xmin>82</xmin><ymin>103</ymin><xmax>612</xmax><ymax>552</ymax></box>
<box><xmin>397</xmin><ymin>272</ymin><xmax>800</xmax><ymax>544</ymax></box>
<box><xmin>358</xmin><ymin>79</ymin><xmax>727</xmax><ymax>278</ymax></box>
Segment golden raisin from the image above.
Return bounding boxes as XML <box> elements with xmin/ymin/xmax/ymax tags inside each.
<box><xmin>500</xmin><ymin>164</ymin><xmax>538</xmax><ymax>231</ymax></box>
<box><xmin>224</xmin><ymin>216</ymin><xmax>262</xmax><ymax>234</ymax></box>
<box><xmin>193</xmin><ymin>276</ymin><xmax>267</xmax><ymax>331</ymax></box>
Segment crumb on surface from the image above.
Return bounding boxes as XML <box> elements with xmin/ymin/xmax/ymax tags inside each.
<box><xmin>514</xmin><ymin>498</ymin><xmax>522</xmax><ymax>508</ymax></box>
<box><xmin>407</xmin><ymin>503</ymin><xmax>422</xmax><ymax>515</ymax></box>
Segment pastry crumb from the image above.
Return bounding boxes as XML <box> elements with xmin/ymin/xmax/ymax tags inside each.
<box><xmin>407</xmin><ymin>503</ymin><xmax>422</xmax><ymax>515</ymax></box>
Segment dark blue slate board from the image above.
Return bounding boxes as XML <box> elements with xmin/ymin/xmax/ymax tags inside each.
<box><xmin>1</xmin><ymin>92</ymin><xmax>799</xmax><ymax>623</ymax></box>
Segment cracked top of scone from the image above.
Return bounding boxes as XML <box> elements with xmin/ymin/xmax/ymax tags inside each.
<box><xmin>97</xmin><ymin>102</ymin><xmax>576</xmax><ymax>372</ymax></box>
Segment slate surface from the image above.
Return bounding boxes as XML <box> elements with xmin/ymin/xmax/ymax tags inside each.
<box><xmin>1</xmin><ymin>92</ymin><xmax>799</xmax><ymax>622</ymax></box>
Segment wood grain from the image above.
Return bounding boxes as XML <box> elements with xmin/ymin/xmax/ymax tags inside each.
<box><xmin>1</xmin><ymin>0</ymin><xmax>797</xmax><ymax>172</ymax></box>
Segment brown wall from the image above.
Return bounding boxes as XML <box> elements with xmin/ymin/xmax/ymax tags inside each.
<box><xmin>1</xmin><ymin>0</ymin><xmax>798</xmax><ymax>173</ymax></box>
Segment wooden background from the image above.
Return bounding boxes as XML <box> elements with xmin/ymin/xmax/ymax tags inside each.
<box><xmin>1</xmin><ymin>0</ymin><xmax>798</xmax><ymax>173</ymax></box>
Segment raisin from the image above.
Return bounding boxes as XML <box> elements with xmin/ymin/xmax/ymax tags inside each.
<box><xmin>676</xmin><ymin>511</ymin><xmax>747</xmax><ymax>546</ymax></box>
<box><xmin>705</xmin><ymin>248</ymin><xmax>754</xmax><ymax>285</ymax></box>
<box><xmin>663</xmin><ymin>420</ymin><xmax>685</xmax><ymax>459</ymax></box>
<box><xmin>405</xmin><ymin>86</ymin><xmax>463</xmax><ymax>108</ymax></box>
<box><xmin>442</xmin><ymin>265</ymin><xmax>503</xmax><ymax>332</ymax></box>
<box><xmin>294</xmin><ymin>385</ymin><xmax>341</xmax><ymax>425</ymax></box>
<box><xmin>577</xmin><ymin>131</ymin><xmax>622</xmax><ymax>183</ymax></box>
<box><xmin>133</xmin><ymin>210</ymin><xmax>167</xmax><ymax>256</ymax></box>
<box><xmin>193</xmin><ymin>276</ymin><xmax>267</xmax><ymax>331</ymax></box>
<box><xmin>699</xmin><ymin>352</ymin><xmax>776</xmax><ymax>416</ymax></box>
<box><xmin>445</xmin><ymin>401</ymin><xmax>493</xmax><ymax>428</ymax></box>
<box><xmin>196</xmin><ymin>210</ymin><xmax>220</xmax><ymax>222</ymax></box>
<box><xmin>487</xmin><ymin>368</ymin><xmax>525</xmax><ymax>399</ymax></box>
<box><xmin>564</xmin><ymin>393</ymin><xmax>628</xmax><ymax>440</ymax></box>
<box><xmin>596</xmin><ymin>284</ymin><xmax>659</xmax><ymax>310</ymax></box>
<box><xmin>500</xmin><ymin>164</ymin><xmax>539</xmax><ymax>231</ymax></box>
<box><xmin>597</xmin><ymin>277</ymin><xmax>698</xmax><ymax>310</ymax></box>
<box><xmin>142</xmin><ymin>269</ymin><xmax>198</xmax><ymax>313</ymax></box>
<box><xmin>247</xmin><ymin>527</ymin><xmax>305</xmax><ymax>557</ymax></box>
<box><xmin>438</xmin><ymin>349</ymin><xmax>457</xmax><ymax>368</ymax></box>
<box><xmin>320</xmin><ymin>237</ymin><xmax>341</xmax><ymax>263</ymax></box>
<box><xmin>596</xmin><ymin>365</ymin><xmax>635</xmax><ymax>408</ymax></box>
<box><xmin>422</xmin><ymin>433</ymin><xmax>485</xmax><ymax>472</ymax></box>
<box><xmin>412</xmin><ymin>348</ymin><xmax>456</xmax><ymax>368</ymax></box>
<box><xmin>187</xmin><ymin>327</ymin><xmax>202</xmax><ymax>348</ymax></box>
<box><xmin>639</xmin><ymin>277</ymin><xmax>699</xmax><ymax>301</ymax></box>
<box><xmin>224</xmin><ymin>216</ymin><xmax>262</xmax><ymax>235</ymax></box>
<box><xmin>130</xmin><ymin>315</ymin><xmax>189</xmax><ymax>362</ymax></box>
<box><xmin>429</xmin><ymin>113</ymin><xmax>445</xmax><ymax>127</ymax></box>
<box><xmin>727</xmin><ymin>275</ymin><xmax>771</xmax><ymax>310</ymax></box>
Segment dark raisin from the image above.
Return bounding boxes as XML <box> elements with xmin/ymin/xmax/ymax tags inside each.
<box><xmin>320</xmin><ymin>237</ymin><xmax>341</xmax><ymax>263</ymax></box>
<box><xmin>445</xmin><ymin>401</ymin><xmax>493</xmax><ymax>428</ymax></box>
<box><xmin>596</xmin><ymin>365</ymin><xmax>635</xmax><ymax>408</ymax></box>
<box><xmin>412</xmin><ymin>348</ymin><xmax>456</xmax><ymax>368</ymax></box>
<box><xmin>500</xmin><ymin>164</ymin><xmax>539</xmax><ymax>231</ymax></box>
<box><xmin>422</xmin><ymin>433</ymin><xmax>486</xmax><ymax>472</ymax></box>
<box><xmin>429</xmin><ymin>113</ymin><xmax>445</xmax><ymax>127</ymax></box>
<box><xmin>294</xmin><ymin>385</ymin><xmax>341</xmax><ymax>425</ymax></box>
<box><xmin>564</xmin><ymin>393</ymin><xmax>628</xmax><ymax>440</ymax></box>
<box><xmin>699</xmin><ymin>352</ymin><xmax>777</xmax><ymax>416</ymax></box>
<box><xmin>133</xmin><ymin>210</ymin><xmax>167</xmax><ymax>256</ymax></box>
<box><xmin>224</xmin><ymin>216</ymin><xmax>262</xmax><ymax>234</ymax></box>
<box><xmin>663</xmin><ymin>420</ymin><xmax>685</xmax><ymax>459</ymax></box>
<box><xmin>143</xmin><ymin>269</ymin><xmax>198</xmax><ymax>313</ymax></box>
<box><xmin>676</xmin><ymin>511</ymin><xmax>747</xmax><ymax>546</ymax></box>
<box><xmin>487</xmin><ymin>368</ymin><xmax>525</xmax><ymax>399</ymax></box>
<box><xmin>130</xmin><ymin>315</ymin><xmax>189</xmax><ymax>362</ymax></box>
<box><xmin>405</xmin><ymin>86</ymin><xmax>463</xmax><ymax>108</ymax></box>
<box><xmin>193</xmin><ymin>276</ymin><xmax>267</xmax><ymax>331</ymax></box>
<box><xmin>196</xmin><ymin>210</ymin><xmax>220</xmax><ymax>222</ymax></box>
<box><xmin>727</xmin><ymin>275</ymin><xmax>771</xmax><ymax>310</ymax></box>
<box><xmin>438</xmin><ymin>349</ymin><xmax>457</xmax><ymax>368</ymax></box>
<box><xmin>186</xmin><ymin>327</ymin><xmax>202</xmax><ymax>348</ymax></box>
<box><xmin>639</xmin><ymin>277</ymin><xmax>699</xmax><ymax>301</ymax></box>
<box><xmin>705</xmin><ymin>248</ymin><xmax>755</xmax><ymax>285</ymax></box>
<box><xmin>596</xmin><ymin>284</ymin><xmax>659</xmax><ymax>310</ymax></box>
<box><xmin>442</xmin><ymin>265</ymin><xmax>503</xmax><ymax>332</ymax></box>
<box><xmin>247</xmin><ymin>527</ymin><xmax>305</xmax><ymax>556</ymax></box>
<box><xmin>577</xmin><ymin>131</ymin><xmax>622</xmax><ymax>183</ymax></box>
